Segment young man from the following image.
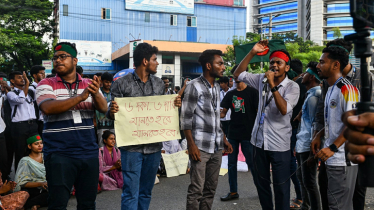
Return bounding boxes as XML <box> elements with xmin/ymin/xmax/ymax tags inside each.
<box><xmin>181</xmin><ymin>49</ymin><xmax>233</xmax><ymax>210</ymax></box>
<box><xmin>108</xmin><ymin>43</ymin><xmax>164</xmax><ymax>210</ymax></box>
<box><xmin>96</xmin><ymin>72</ymin><xmax>114</xmax><ymax>147</ymax></box>
<box><xmin>220</xmin><ymin>65</ymin><xmax>258</xmax><ymax>201</ymax></box>
<box><xmin>219</xmin><ymin>76</ymin><xmax>231</xmax><ymax>136</ymax></box>
<box><xmin>313</xmin><ymin>45</ymin><xmax>359</xmax><ymax>210</ymax></box>
<box><xmin>233</xmin><ymin>40</ymin><xmax>300</xmax><ymax>210</ymax></box>
<box><xmin>36</xmin><ymin>42</ymin><xmax>107</xmax><ymax>209</ymax></box>
<box><xmin>29</xmin><ymin>65</ymin><xmax>46</xmax><ymax>136</ymax></box>
<box><xmin>162</xmin><ymin>77</ymin><xmax>175</xmax><ymax>95</ymax></box>
<box><xmin>294</xmin><ymin>61</ymin><xmax>322</xmax><ymax>210</ymax></box>
<box><xmin>7</xmin><ymin>71</ymin><xmax>39</xmax><ymax>172</ymax></box>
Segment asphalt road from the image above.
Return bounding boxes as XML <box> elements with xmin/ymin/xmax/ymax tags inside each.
<box><xmin>40</xmin><ymin>171</ymin><xmax>374</xmax><ymax>210</ymax></box>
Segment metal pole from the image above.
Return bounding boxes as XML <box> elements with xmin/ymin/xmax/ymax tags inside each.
<box><xmin>269</xmin><ymin>13</ymin><xmax>273</xmax><ymax>40</ymax></box>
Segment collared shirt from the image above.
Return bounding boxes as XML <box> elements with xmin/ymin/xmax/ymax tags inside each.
<box><xmin>238</xmin><ymin>72</ymin><xmax>300</xmax><ymax>152</ymax></box>
<box><xmin>36</xmin><ymin>73</ymin><xmax>98</xmax><ymax>159</ymax></box>
<box><xmin>180</xmin><ymin>75</ymin><xmax>224</xmax><ymax>154</ymax></box>
<box><xmin>296</xmin><ymin>86</ymin><xmax>321</xmax><ymax>153</ymax></box>
<box><xmin>7</xmin><ymin>87</ymin><xmax>36</xmax><ymax>122</ymax></box>
<box><xmin>108</xmin><ymin>71</ymin><xmax>164</xmax><ymax>154</ymax></box>
<box><xmin>220</xmin><ymin>89</ymin><xmax>231</xmax><ymax>121</ymax></box>
<box><xmin>96</xmin><ymin>88</ymin><xmax>113</xmax><ymax>129</ymax></box>
<box><xmin>165</xmin><ymin>89</ymin><xmax>175</xmax><ymax>95</ymax></box>
<box><xmin>29</xmin><ymin>81</ymin><xmax>43</xmax><ymax>122</ymax></box>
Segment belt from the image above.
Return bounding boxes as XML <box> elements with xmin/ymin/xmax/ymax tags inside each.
<box><xmin>16</xmin><ymin>119</ymin><xmax>37</xmax><ymax>124</ymax></box>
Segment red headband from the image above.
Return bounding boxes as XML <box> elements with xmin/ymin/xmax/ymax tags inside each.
<box><xmin>269</xmin><ymin>51</ymin><xmax>290</xmax><ymax>64</ymax></box>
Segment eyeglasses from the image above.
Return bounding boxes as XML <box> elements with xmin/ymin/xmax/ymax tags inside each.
<box><xmin>52</xmin><ymin>54</ymin><xmax>72</xmax><ymax>61</ymax></box>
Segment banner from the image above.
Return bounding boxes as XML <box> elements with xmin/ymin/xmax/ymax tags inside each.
<box><xmin>114</xmin><ymin>94</ymin><xmax>181</xmax><ymax>147</ymax></box>
<box><xmin>161</xmin><ymin>150</ymin><xmax>189</xmax><ymax>177</ymax></box>
<box><xmin>126</xmin><ymin>0</ymin><xmax>194</xmax><ymax>15</ymax></box>
<box><xmin>235</xmin><ymin>40</ymin><xmax>286</xmax><ymax>64</ymax></box>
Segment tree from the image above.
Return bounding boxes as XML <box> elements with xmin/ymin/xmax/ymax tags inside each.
<box><xmin>0</xmin><ymin>0</ymin><xmax>54</xmax><ymax>73</ymax></box>
<box><xmin>332</xmin><ymin>27</ymin><xmax>343</xmax><ymax>38</ymax></box>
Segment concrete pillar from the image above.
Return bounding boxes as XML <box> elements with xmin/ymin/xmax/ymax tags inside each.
<box><xmin>156</xmin><ymin>53</ymin><xmax>163</xmax><ymax>78</ymax></box>
<box><xmin>174</xmin><ymin>54</ymin><xmax>181</xmax><ymax>87</ymax></box>
<box><xmin>310</xmin><ymin>0</ymin><xmax>324</xmax><ymax>46</ymax></box>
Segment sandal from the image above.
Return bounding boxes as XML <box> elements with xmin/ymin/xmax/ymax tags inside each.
<box><xmin>290</xmin><ymin>198</ymin><xmax>302</xmax><ymax>210</ymax></box>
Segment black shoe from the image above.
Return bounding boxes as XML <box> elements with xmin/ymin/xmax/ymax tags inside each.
<box><xmin>220</xmin><ymin>192</ymin><xmax>239</xmax><ymax>201</ymax></box>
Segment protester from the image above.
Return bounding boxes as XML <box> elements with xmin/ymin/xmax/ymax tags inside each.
<box><xmin>0</xmin><ymin>171</ymin><xmax>29</xmax><ymax>210</ymax></box>
<box><xmin>29</xmin><ymin>65</ymin><xmax>46</xmax><ymax>136</ymax></box>
<box><xmin>311</xmin><ymin>44</ymin><xmax>359</xmax><ymax>210</ymax></box>
<box><xmin>181</xmin><ymin>49</ymin><xmax>233</xmax><ymax>210</ymax></box>
<box><xmin>228</xmin><ymin>76</ymin><xmax>234</xmax><ymax>89</ymax></box>
<box><xmin>174</xmin><ymin>86</ymin><xmax>181</xmax><ymax>93</ymax></box>
<box><xmin>289</xmin><ymin>59</ymin><xmax>306</xmax><ymax>209</ymax></box>
<box><xmin>162</xmin><ymin>77</ymin><xmax>175</xmax><ymax>95</ymax></box>
<box><xmin>36</xmin><ymin>42</ymin><xmax>107</xmax><ymax>209</ymax></box>
<box><xmin>99</xmin><ymin>130</ymin><xmax>123</xmax><ymax>191</ymax></box>
<box><xmin>218</xmin><ymin>76</ymin><xmax>231</xmax><ymax>136</ymax></box>
<box><xmin>7</xmin><ymin>71</ymin><xmax>39</xmax><ymax>172</ymax></box>
<box><xmin>76</xmin><ymin>65</ymin><xmax>84</xmax><ymax>77</ymax></box>
<box><xmin>294</xmin><ymin>62</ymin><xmax>322</xmax><ymax>210</ymax></box>
<box><xmin>108</xmin><ymin>43</ymin><xmax>164</xmax><ymax>210</ymax></box>
<box><xmin>220</xmin><ymin>65</ymin><xmax>258</xmax><ymax>201</ymax></box>
<box><xmin>233</xmin><ymin>40</ymin><xmax>300</xmax><ymax>210</ymax></box>
<box><xmin>96</xmin><ymin>72</ymin><xmax>115</xmax><ymax>147</ymax></box>
<box><xmin>95</xmin><ymin>72</ymin><xmax>103</xmax><ymax>87</ymax></box>
<box><xmin>14</xmin><ymin>134</ymin><xmax>48</xmax><ymax>210</ymax></box>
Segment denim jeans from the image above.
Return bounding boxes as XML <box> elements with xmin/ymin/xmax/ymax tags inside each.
<box><xmin>227</xmin><ymin>138</ymin><xmax>256</xmax><ymax>193</ymax></box>
<box><xmin>290</xmin><ymin>128</ymin><xmax>302</xmax><ymax>200</ymax></box>
<box><xmin>120</xmin><ymin>149</ymin><xmax>161</xmax><ymax>210</ymax></box>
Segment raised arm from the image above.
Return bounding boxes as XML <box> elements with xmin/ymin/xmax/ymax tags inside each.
<box><xmin>89</xmin><ymin>76</ymin><xmax>107</xmax><ymax>113</ymax></box>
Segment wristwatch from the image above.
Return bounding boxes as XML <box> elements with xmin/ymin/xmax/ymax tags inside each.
<box><xmin>329</xmin><ymin>144</ymin><xmax>339</xmax><ymax>153</ymax></box>
<box><xmin>271</xmin><ymin>86</ymin><xmax>279</xmax><ymax>93</ymax></box>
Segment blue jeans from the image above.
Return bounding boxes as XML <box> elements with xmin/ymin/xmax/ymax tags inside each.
<box><xmin>291</xmin><ymin>128</ymin><xmax>302</xmax><ymax>200</ymax></box>
<box><xmin>120</xmin><ymin>149</ymin><xmax>161</xmax><ymax>210</ymax></box>
<box><xmin>228</xmin><ymin>138</ymin><xmax>256</xmax><ymax>193</ymax></box>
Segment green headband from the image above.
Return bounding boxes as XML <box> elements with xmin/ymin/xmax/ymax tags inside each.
<box><xmin>27</xmin><ymin>135</ymin><xmax>42</xmax><ymax>145</ymax></box>
<box><xmin>328</xmin><ymin>44</ymin><xmax>349</xmax><ymax>54</ymax></box>
<box><xmin>306</xmin><ymin>68</ymin><xmax>321</xmax><ymax>82</ymax></box>
<box><xmin>54</xmin><ymin>44</ymin><xmax>77</xmax><ymax>58</ymax></box>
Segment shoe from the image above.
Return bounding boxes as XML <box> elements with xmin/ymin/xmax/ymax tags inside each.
<box><xmin>220</xmin><ymin>192</ymin><xmax>239</xmax><ymax>201</ymax></box>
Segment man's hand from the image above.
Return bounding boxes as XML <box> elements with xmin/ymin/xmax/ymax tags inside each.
<box><xmin>265</xmin><ymin>70</ymin><xmax>275</xmax><ymax>88</ymax></box>
<box><xmin>223</xmin><ymin>140</ymin><xmax>233</xmax><ymax>154</ymax></box>
<box><xmin>109</xmin><ymin>100</ymin><xmax>119</xmax><ymax>119</ymax></box>
<box><xmin>1</xmin><ymin>180</ymin><xmax>14</xmax><ymax>193</ymax></box>
<box><xmin>343</xmin><ymin>110</ymin><xmax>374</xmax><ymax>163</ymax></box>
<box><xmin>23</xmin><ymin>71</ymin><xmax>29</xmax><ymax>86</ymax></box>
<box><xmin>88</xmin><ymin>75</ymin><xmax>101</xmax><ymax>96</ymax></box>
<box><xmin>188</xmin><ymin>143</ymin><xmax>201</xmax><ymax>162</ymax></box>
<box><xmin>114</xmin><ymin>160</ymin><xmax>121</xmax><ymax>169</ymax></box>
<box><xmin>315</xmin><ymin>147</ymin><xmax>335</xmax><ymax>162</ymax></box>
<box><xmin>311</xmin><ymin>136</ymin><xmax>321</xmax><ymax>155</ymax></box>
<box><xmin>183</xmin><ymin>78</ymin><xmax>190</xmax><ymax>87</ymax></box>
<box><xmin>293</xmin><ymin>111</ymin><xmax>302</xmax><ymax>122</ymax></box>
<box><xmin>41</xmin><ymin>182</ymin><xmax>48</xmax><ymax>190</ymax></box>
<box><xmin>250</xmin><ymin>40</ymin><xmax>269</xmax><ymax>55</ymax></box>
<box><xmin>79</xmin><ymin>88</ymin><xmax>90</xmax><ymax>102</ymax></box>
<box><xmin>174</xmin><ymin>95</ymin><xmax>181</xmax><ymax>108</ymax></box>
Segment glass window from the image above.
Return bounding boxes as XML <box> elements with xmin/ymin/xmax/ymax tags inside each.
<box><xmin>170</xmin><ymin>15</ymin><xmax>177</xmax><ymax>26</ymax></box>
<box><xmin>101</xmin><ymin>8</ymin><xmax>111</xmax><ymax>20</ymax></box>
<box><xmin>327</xmin><ymin>30</ymin><xmax>374</xmax><ymax>40</ymax></box>
<box><xmin>327</xmin><ymin>3</ymin><xmax>350</xmax><ymax>13</ymax></box>
<box><xmin>259</xmin><ymin>0</ymin><xmax>282</xmax><ymax>4</ymax></box>
<box><xmin>145</xmin><ymin>12</ymin><xmax>150</xmax><ymax>22</ymax></box>
<box><xmin>326</xmin><ymin>17</ymin><xmax>353</xmax><ymax>26</ymax></box>
<box><xmin>63</xmin><ymin>5</ymin><xmax>68</xmax><ymax>16</ymax></box>
<box><xmin>187</xmin><ymin>16</ymin><xmax>197</xmax><ymax>27</ymax></box>
<box><xmin>259</xmin><ymin>2</ymin><xmax>297</xmax><ymax>14</ymax></box>
<box><xmin>234</xmin><ymin>0</ymin><xmax>244</xmax><ymax>6</ymax></box>
<box><xmin>263</xmin><ymin>22</ymin><xmax>297</xmax><ymax>33</ymax></box>
<box><xmin>261</xmin><ymin>12</ymin><xmax>298</xmax><ymax>24</ymax></box>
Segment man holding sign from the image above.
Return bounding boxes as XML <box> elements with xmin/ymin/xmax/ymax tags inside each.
<box><xmin>108</xmin><ymin>43</ymin><xmax>165</xmax><ymax>210</ymax></box>
<box><xmin>181</xmin><ymin>49</ymin><xmax>233</xmax><ymax>210</ymax></box>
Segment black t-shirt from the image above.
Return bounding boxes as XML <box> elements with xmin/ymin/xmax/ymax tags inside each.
<box><xmin>221</xmin><ymin>86</ymin><xmax>259</xmax><ymax>140</ymax></box>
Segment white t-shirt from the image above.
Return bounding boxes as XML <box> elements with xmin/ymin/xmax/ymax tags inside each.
<box><xmin>324</xmin><ymin>78</ymin><xmax>360</xmax><ymax>166</ymax></box>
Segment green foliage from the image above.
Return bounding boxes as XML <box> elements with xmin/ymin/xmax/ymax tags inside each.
<box><xmin>0</xmin><ymin>0</ymin><xmax>54</xmax><ymax>73</ymax></box>
<box><xmin>332</xmin><ymin>27</ymin><xmax>343</xmax><ymax>38</ymax></box>
<box><xmin>246</xmin><ymin>32</ymin><xmax>261</xmax><ymax>42</ymax></box>
<box><xmin>293</xmin><ymin>51</ymin><xmax>322</xmax><ymax>69</ymax></box>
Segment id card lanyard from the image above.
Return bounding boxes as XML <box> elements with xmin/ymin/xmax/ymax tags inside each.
<box><xmin>324</xmin><ymin>77</ymin><xmax>343</xmax><ymax>139</ymax></box>
<box><xmin>259</xmin><ymin>84</ymin><xmax>282</xmax><ymax>125</ymax></box>
<box><xmin>63</xmin><ymin>80</ymin><xmax>81</xmax><ymax>124</ymax></box>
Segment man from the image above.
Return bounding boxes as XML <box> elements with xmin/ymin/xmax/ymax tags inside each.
<box><xmin>312</xmin><ymin>38</ymin><xmax>369</xmax><ymax>210</ymax></box>
<box><xmin>76</xmin><ymin>65</ymin><xmax>84</xmax><ymax>77</ymax></box>
<box><xmin>7</xmin><ymin>71</ymin><xmax>39</xmax><ymax>172</ymax></box>
<box><xmin>162</xmin><ymin>77</ymin><xmax>175</xmax><ymax>95</ymax></box>
<box><xmin>96</xmin><ymin>72</ymin><xmax>114</xmax><ymax>147</ymax></box>
<box><xmin>219</xmin><ymin>76</ymin><xmax>231</xmax><ymax>136</ymax></box>
<box><xmin>95</xmin><ymin>72</ymin><xmax>103</xmax><ymax>87</ymax></box>
<box><xmin>108</xmin><ymin>43</ymin><xmax>164</xmax><ymax>210</ymax></box>
<box><xmin>289</xmin><ymin>58</ymin><xmax>305</xmax><ymax>209</ymax></box>
<box><xmin>29</xmin><ymin>65</ymin><xmax>46</xmax><ymax>136</ymax></box>
<box><xmin>36</xmin><ymin>42</ymin><xmax>107</xmax><ymax>209</ymax></box>
<box><xmin>220</xmin><ymin>65</ymin><xmax>258</xmax><ymax>201</ymax></box>
<box><xmin>233</xmin><ymin>40</ymin><xmax>300</xmax><ymax>210</ymax></box>
<box><xmin>312</xmin><ymin>44</ymin><xmax>359</xmax><ymax>210</ymax></box>
<box><xmin>228</xmin><ymin>76</ymin><xmax>234</xmax><ymax>89</ymax></box>
<box><xmin>174</xmin><ymin>86</ymin><xmax>181</xmax><ymax>94</ymax></box>
<box><xmin>294</xmin><ymin>62</ymin><xmax>322</xmax><ymax>210</ymax></box>
<box><xmin>181</xmin><ymin>49</ymin><xmax>233</xmax><ymax>210</ymax></box>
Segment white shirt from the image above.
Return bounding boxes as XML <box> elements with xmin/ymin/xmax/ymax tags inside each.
<box><xmin>7</xmin><ymin>87</ymin><xmax>36</xmax><ymax>122</ymax></box>
<box><xmin>0</xmin><ymin>94</ymin><xmax>6</xmax><ymax>133</ymax></box>
<box><xmin>29</xmin><ymin>82</ymin><xmax>43</xmax><ymax>121</ymax></box>
<box><xmin>238</xmin><ymin>72</ymin><xmax>300</xmax><ymax>152</ymax></box>
<box><xmin>220</xmin><ymin>89</ymin><xmax>231</xmax><ymax>121</ymax></box>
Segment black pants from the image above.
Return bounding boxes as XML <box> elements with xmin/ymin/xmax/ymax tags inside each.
<box><xmin>45</xmin><ymin>154</ymin><xmax>99</xmax><ymax>210</ymax></box>
<box><xmin>253</xmin><ymin>146</ymin><xmax>290</xmax><ymax>210</ymax></box>
<box><xmin>0</xmin><ymin>132</ymin><xmax>8</xmax><ymax>182</ymax></box>
<box><xmin>11</xmin><ymin>121</ymin><xmax>38</xmax><ymax>172</ymax></box>
<box><xmin>22</xmin><ymin>187</ymin><xmax>48</xmax><ymax>209</ymax></box>
<box><xmin>318</xmin><ymin>161</ymin><xmax>329</xmax><ymax>210</ymax></box>
<box><xmin>4</xmin><ymin>127</ymin><xmax>13</xmax><ymax>179</ymax></box>
<box><xmin>37</xmin><ymin>120</ymin><xmax>44</xmax><ymax>137</ymax></box>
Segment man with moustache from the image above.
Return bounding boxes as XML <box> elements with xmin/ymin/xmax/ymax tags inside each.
<box><xmin>181</xmin><ymin>49</ymin><xmax>233</xmax><ymax>210</ymax></box>
<box><xmin>36</xmin><ymin>42</ymin><xmax>107</xmax><ymax>209</ymax></box>
<box><xmin>108</xmin><ymin>43</ymin><xmax>165</xmax><ymax>210</ymax></box>
<box><xmin>233</xmin><ymin>40</ymin><xmax>300</xmax><ymax>210</ymax></box>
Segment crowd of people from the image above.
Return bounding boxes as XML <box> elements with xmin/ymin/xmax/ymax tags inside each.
<box><xmin>0</xmin><ymin>38</ymin><xmax>372</xmax><ymax>210</ymax></box>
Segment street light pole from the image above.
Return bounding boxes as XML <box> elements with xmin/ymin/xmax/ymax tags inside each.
<box><xmin>269</xmin><ymin>13</ymin><xmax>273</xmax><ymax>40</ymax></box>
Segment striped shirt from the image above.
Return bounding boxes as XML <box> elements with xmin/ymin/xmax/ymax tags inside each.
<box><xmin>36</xmin><ymin>74</ymin><xmax>98</xmax><ymax>159</ymax></box>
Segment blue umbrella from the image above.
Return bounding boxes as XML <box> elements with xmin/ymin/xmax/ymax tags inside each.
<box><xmin>113</xmin><ymin>68</ymin><xmax>135</xmax><ymax>81</ymax></box>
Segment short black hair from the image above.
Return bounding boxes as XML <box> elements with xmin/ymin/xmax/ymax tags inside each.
<box><xmin>198</xmin><ymin>50</ymin><xmax>223</xmax><ymax>71</ymax></box>
<box><xmin>322</xmin><ymin>46</ymin><xmax>349</xmax><ymax>72</ymax></box>
<box><xmin>51</xmin><ymin>69</ymin><xmax>56</xmax><ymax>74</ymax></box>
<box><xmin>102</xmin><ymin>130</ymin><xmax>115</xmax><ymax>142</ymax></box>
<box><xmin>326</xmin><ymin>38</ymin><xmax>353</xmax><ymax>54</ymax></box>
<box><xmin>133</xmin><ymin>43</ymin><xmax>159</xmax><ymax>68</ymax></box>
<box><xmin>219</xmin><ymin>76</ymin><xmax>229</xmax><ymax>84</ymax></box>
<box><xmin>290</xmin><ymin>59</ymin><xmax>303</xmax><ymax>75</ymax></box>
<box><xmin>95</xmin><ymin>73</ymin><xmax>102</xmax><ymax>77</ymax></box>
<box><xmin>161</xmin><ymin>77</ymin><xmax>169</xmax><ymax>81</ymax></box>
<box><xmin>231</xmin><ymin>64</ymin><xmax>248</xmax><ymax>75</ymax></box>
<box><xmin>30</xmin><ymin>65</ymin><xmax>45</xmax><ymax>76</ymax></box>
<box><xmin>269</xmin><ymin>49</ymin><xmax>291</xmax><ymax>65</ymax></box>
<box><xmin>175</xmin><ymin>86</ymin><xmax>181</xmax><ymax>91</ymax></box>
<box><xmin>76</xmin><ymin>66</ymin><xmax>83</xmax><ymax>74</ymax></box>
<box><xmin>46</xmin><ymin>74</ymin><xmax>56</xmax><ymax>78</ymax></box>
<box><xmin>101</xmin><ymin>72</ymin><xmax>113</xmax><ymax>82</ymax></box>
<box><xmin>54</xmin><ymin>42</ymin><xmax>78</xmax><ymax>56</ymax></box>
<box><xmin>8</xmin><ymin>71</ymin><xmax>22</xmax><ymax>81</ymax></box>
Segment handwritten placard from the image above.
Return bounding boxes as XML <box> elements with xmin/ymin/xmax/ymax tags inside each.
<box><xmin>161</xmin><ymin>150</ymin><xmax>189</xmax><ymax>177</ymax></box>
<box><xmin>114</xmin><ymin>94</ymin><xmax>181</xmax><ymax>147</ymax></box>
